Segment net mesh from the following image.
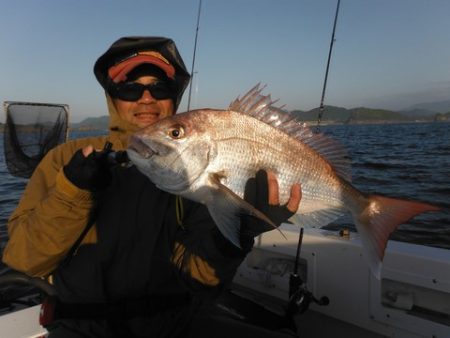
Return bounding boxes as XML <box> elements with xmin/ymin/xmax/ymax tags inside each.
<box><xmin>4</xmin><ymin>101</ymin><xmax>69</xmax><ymax>178</ymax></box>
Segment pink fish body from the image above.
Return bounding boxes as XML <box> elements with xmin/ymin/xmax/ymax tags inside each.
<box><xmin>128</xmin><ymin>84</ymin><xmax>439</xmax><ymax>278</ymax></box>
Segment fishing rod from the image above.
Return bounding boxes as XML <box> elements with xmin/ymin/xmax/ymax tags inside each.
<box><xmin>286</xmin><ymin>0</ymin><xmax>341</xmax><ymax>317</ymax></box>
<box><xmin>317</xmin><ymin>0</ymin><xmax>341</xmax><ymax>130</ymax></box>
<box><xmin>187</xmin><ymin>0</ymin><xmax>202</xmax><ymax>111</ymax></box>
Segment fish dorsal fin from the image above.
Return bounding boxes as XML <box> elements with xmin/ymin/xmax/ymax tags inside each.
<box><xmin>229</xmin><ymin>84</ymin><xmax>352</xmax><ymax>182</ymax></box>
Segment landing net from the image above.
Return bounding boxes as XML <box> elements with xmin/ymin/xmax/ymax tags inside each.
<box><xmin>3</xmin><ymin>101</ymin><xmax>69</xmax><ymax>178</ymax></box>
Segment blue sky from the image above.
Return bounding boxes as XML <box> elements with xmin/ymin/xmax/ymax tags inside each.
<box><xmin>1</xmin><ymin>0</ymin><xmax>449</xmax><ymax>122</ymax></box>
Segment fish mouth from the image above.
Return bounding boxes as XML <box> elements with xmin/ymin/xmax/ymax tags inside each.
<box><xmin>128</xmin><ymin>135</ymin><xmax>157</xmax><ymax>159</ymax></box>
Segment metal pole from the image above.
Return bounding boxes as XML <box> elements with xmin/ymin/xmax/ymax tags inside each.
<box><xmin>187</xmin><ymin>0</ymin><xmax>202</xmax><ymax>111</ymax></box>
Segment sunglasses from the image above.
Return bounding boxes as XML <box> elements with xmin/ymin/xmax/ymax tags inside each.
<box><xmin>109</xmin><ymin>81</ymin><xmax>174</xmax><ymax>102</ymax></box>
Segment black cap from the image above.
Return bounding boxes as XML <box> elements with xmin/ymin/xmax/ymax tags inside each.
<box><xmin>94</xmin><ymin>36</ymin><xmax>191</xmax><ymax>111</ymax></box>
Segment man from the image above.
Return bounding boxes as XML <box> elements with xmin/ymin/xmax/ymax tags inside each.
<box><xmin>3</xmin><ymin>36</ymin><xmax>301</xmax><ymax>337</ymax></box>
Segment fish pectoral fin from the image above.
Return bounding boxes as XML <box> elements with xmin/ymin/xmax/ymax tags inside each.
<box><xmin>207</xmin><ymin>173</ymin><xmax>278</xmax><ymax>248</ymax></box>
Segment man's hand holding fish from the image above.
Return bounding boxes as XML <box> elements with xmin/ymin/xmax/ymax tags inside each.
<box><xmin>240</xmin><ymin>170</ymin><xmax>301</xmax><ymax>250</ymax></box>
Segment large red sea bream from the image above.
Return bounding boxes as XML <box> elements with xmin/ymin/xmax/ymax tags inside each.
<box><xmin>127</xmin><ymin>84</ymin><xmax>439</xmax><ymax>278</ymax></box>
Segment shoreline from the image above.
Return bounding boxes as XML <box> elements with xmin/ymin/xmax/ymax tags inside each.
<box><xmin>1</xmin><ymin>119</ymin><xmax>448</xmax><ymax>133</ymax></box>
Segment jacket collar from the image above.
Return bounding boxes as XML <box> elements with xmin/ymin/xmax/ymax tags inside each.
<box><xmin>105</xmin><ymin>94</ymin><xmax>140</xmax><ymax>148</ymax></box>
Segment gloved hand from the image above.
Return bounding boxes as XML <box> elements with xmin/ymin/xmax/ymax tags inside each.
<box><xmin>240</xmin><ymin>170</ymin><xmax>301</xmax><ymax>250</ymax></box>
<box><xmin>63</xmin><ymin>143</ymin><xmax>113</xmax><ymax>191</ymax></box>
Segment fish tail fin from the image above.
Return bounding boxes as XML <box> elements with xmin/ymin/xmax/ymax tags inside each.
<box><xmin>355</xmin><ymin>195</ymin><xmax>440</xmax><ymax>279</ymax></box>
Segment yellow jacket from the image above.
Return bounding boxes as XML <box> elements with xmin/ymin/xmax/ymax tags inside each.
<box><xmin>2</xmin><ymin>97</ymin><xmax>132</xmax><ymax>276</ymax></box>
<box><xmin>2</xmin><ymin>97</ymin><xmax>244</xmax><ymax>291</ymax></box>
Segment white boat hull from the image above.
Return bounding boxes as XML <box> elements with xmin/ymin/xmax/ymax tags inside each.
<box><xmin>0</xmin><ymin>305</ymin><xmax>46</xmax><ymax>338</ymax></box>
<box><xmin>234</xmin><ymin>225</ymin><xmax>450</xmax><ymax>338</ymax></box>
<box><xmin>1</xmin><ymin>225</ymin><xmax>449</xmax><ymax>338</ymax></box>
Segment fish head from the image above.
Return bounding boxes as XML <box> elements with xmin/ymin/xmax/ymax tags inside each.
<box><xmin>127</xmin><ymin>110</ymin><xmax>216</xmax><ymax>194</ymax></box>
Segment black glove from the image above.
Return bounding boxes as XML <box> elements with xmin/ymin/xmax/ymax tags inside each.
<box><xmin>63</xmin><ymin>144</ymin><xmax>113</xmax><ymax>191</ymax></box>
<box><xmin>240</xmin><ymin>170</ymin><xmax>296</xmax><ymax>250</ymax></box>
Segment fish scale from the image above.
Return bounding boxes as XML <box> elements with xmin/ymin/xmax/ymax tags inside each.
<box><xmin>212</xmin><ymin>117</ymin><xmax>323</xmax><ymax>204</ymax></box>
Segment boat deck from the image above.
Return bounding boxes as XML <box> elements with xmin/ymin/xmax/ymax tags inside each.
<box><xmin>216</xmin><ymin>286</ymin><xmax>388</xmax><ymax>338</ymax></box>
<box><xmin>297</xmin><ymin>309</ymin><xmax>387</xmax><ymax>338</ymax></box>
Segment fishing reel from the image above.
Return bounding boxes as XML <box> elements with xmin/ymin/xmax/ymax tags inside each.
<box><xmin>286</xmin><ymin>227</ymin><xmax>329</xmax><ymax>316</ymax></box>
<box><xmin>287</xmin><ymin>273</ymin><xmax>329</xmax><ymax>315</ymax></box>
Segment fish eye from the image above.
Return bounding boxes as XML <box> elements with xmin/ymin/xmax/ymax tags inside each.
<box><xmin>168</xmin><ymin>125</ymin><xmax>184</xmax><ymax>139</ymax></box>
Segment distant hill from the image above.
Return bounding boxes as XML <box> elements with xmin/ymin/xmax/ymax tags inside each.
<box><xmin>400</xmin><ymin>108</ymin><xmax>437</xmax><ymax>118</ymax></box>
<box><xmin>403</xmin><ymin>100</ymin><xmax>450</xmax><ymax>114</ymax></box>
<box><xmin>347</xmin><ymin>107</ymin><xmax>409</xmax><ymax>123</ymax></box>
<box><xmin>71</xmin><ymin>116</ymin><xmax>109</xmax><ymax>130</ymax></box>
<box><xmin>435</xmin><ymin>111</ymin><xmax>450</xmax><ymax>121</ymax></box>
<box><xmin>292</xmin><ymin>106</ymin><xmax>351</xmax><ymax>122</ymax></box>
<box><xmin>67</xmin><ymin>104</ymin><xmax>450</xmax><ymax>130</ymax></box>
<box><xmin>293</xmin><ymin>106</ymin><xmax>415</xmax><ymax>123</ymax></box>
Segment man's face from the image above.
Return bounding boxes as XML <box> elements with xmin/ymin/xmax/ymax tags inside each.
<box><xmin>113</xmin><ymin>75</ymin><xmax>175</xmax><ymax>129</ymax></box>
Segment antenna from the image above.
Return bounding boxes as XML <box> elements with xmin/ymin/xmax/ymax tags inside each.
<box><xmin>187</xmin><ymin>0</ymin><xmax>202</xmax><ymax>111</ymax></box>
<box><xmin>317</xmin><ymin>0</ymin><xmax>341</xmax><ymax>130</ymax></box>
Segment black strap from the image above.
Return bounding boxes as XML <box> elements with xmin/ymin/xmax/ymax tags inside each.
<box><xmin>60</xmin><ymin>203</ymin><xmax>99</xmax><ymax>268</ymax></box>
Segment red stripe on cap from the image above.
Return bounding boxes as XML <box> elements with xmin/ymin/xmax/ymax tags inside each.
<box><xmin>108</xmin><ymin>54</ymin><xmax>176</xmax><ymax>83</ymax></box>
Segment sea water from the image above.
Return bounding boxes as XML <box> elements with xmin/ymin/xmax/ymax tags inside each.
<box><xmin>0</xmin><ymin>122</ymin><xmax>449</xmax><ymax>259</ymax></box>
